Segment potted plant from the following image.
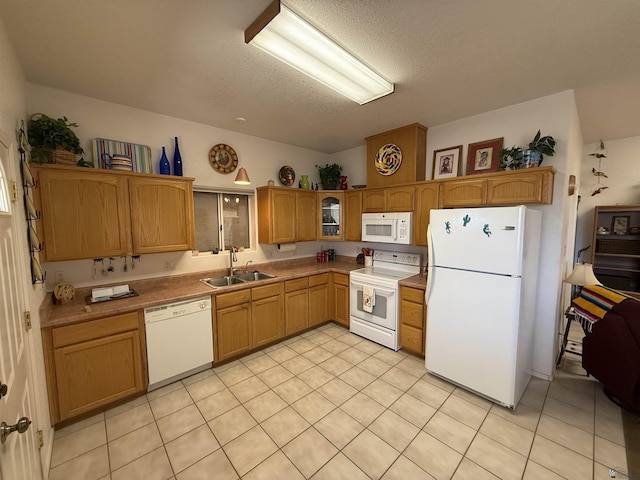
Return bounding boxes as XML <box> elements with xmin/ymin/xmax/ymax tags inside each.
<box><xmin>316</xmin><ymin>163</ymin><xmax>342</xmax><ymax>189</ymax></box>
<box><xmin>499</xmin><ymin>130</ymin><xmax>556</xmax><ymax>170</ymax></box>
<box><xmin>28</xmin><ymin>113</ymin><xmax>84</xmax><ymax>165</ymax></box>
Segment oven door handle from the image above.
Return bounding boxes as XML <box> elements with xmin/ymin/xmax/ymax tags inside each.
<box><xmin>350</xmin><ymin>282</ymin><xmax>396</xmax><ymax>296</ymax></box>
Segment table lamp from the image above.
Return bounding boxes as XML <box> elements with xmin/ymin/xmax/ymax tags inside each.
<box><xmin>564</xmin><ymin>262</ymin><xmax>601</xmax><ymax>298</ymax></box>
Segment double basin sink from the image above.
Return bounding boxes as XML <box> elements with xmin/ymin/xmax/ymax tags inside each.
<box><xmin>200</xmin><ymin>271</ymin><xmax>276</xmax><ymax>288</ymax></box>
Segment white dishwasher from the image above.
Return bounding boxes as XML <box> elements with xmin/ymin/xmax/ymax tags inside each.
<box><xmin>144</xmin><ymin>296</ymin><xmax>213</xmax><ymax>390</ymax></box>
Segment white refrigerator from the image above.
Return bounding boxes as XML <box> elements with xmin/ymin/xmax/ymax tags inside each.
<box><xmin>425</xmin><ymin>206</ymin><xmax>541</xmax><ymax>408</ymax></box>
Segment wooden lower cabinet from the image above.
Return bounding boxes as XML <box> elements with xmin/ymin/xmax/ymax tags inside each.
<box><xmin>45</xmin><ymin>311</ymin><xmax>146</xmax><ymax>424</ymax></box>
<box><xmin>285</xmin><ymin>278</ymin><xmax>309</xmax><ymax>335</ymax></box>
<box><xmin>252</xmin><ymin>283</ymin><xmax>284</xmax><ymax>347</ymax></box>
<box><xmin>309</xmin><ymin>273</ymin><xmax>330</xmax><ymax>327</ymax></box>
<box><xmin>399</xmin><ymin>286</ymin><xmax>426</xmax><ymax>356</ymax></box>
<box><xmin>332</xmin><ymin>273</ymin><xmax>350</xmax><ymax>327</ymax></box>
<box><xmin>216</xmin><ymin>290</ymin><xmax>252</xmax><ymax>362</ymax></box>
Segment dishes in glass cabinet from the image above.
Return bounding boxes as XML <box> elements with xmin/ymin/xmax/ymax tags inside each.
<box><xmin>375</xmin><ymin>143</ymin><xmax>402</xmax><ymax>176</ymax></box>
<box><xmin>278</xmin><ymin>166</ymin><xmax>295</xmax><ymax>186</ymax></box>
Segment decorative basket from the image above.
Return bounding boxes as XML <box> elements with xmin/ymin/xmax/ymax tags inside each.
<box><xmin>53</xmin><ymin>282</ymin><xmax>75</xmax><ymax>305</ymax></box>
<box><xmin>51</xmin><ymin>148</ymin><xmax>76</xmax><ymax>166</ymax></box>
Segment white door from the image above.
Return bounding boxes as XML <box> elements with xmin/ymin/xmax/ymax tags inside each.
<box><xmin>0</xmin><ymin>132</ymin><xmax>42</xmax><ymax>480</ymax></box>
<box><xmin>429</xmin><ymin>206</ymin><xmax>526</xmax><ymax>275</ymax></box>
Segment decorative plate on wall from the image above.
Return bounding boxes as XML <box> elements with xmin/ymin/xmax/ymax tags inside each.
<box><xmin>209</xmin><ymin>144</ymin><xmax>238</xmax><ymax>174</ymax></box>
<box><xmin>278</xmin><ymin>166</ymin><xmax>296</xmax><ymax>186</ymax></box>
<box><xmin>375</xmin><ymin>143</ymin><xmax>402</xmax><ymax>175</ymax></box>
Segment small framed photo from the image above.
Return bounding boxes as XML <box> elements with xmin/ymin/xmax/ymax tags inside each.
<box><xmin>612</xmin><ymin>215</ymin><xmax>630</xmax><ymax>235</ymax></box>
<box><xmin>432</xmin><ymin>145</ymin><xmax>462</xmax><ymax>180</ymax></box>
<box><xmin>466</xmin><ymin>137</ymin><xmax>504</xmax><ymax>175</ymax></box>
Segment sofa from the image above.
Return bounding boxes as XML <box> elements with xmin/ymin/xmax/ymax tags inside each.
<box><xmin>574</xmin><ymin>285</ymin><xmax>640</xmax><ymax>413</ymax></box>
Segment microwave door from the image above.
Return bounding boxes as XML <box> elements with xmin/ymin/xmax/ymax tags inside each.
<box><xmin>363</xmin><ymin>218</ymin><xmax>397</xmax><ymax>242</ymax></box>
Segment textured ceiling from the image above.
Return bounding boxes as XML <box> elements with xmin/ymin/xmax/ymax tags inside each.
<box><xmin>2</xmin><ymin>0</ymin><xmax>639</xmax><ymax>153</ymax></box>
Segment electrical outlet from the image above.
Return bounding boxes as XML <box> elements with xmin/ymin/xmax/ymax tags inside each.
<box><xmin>266</xmin><ymin>249</ymin><xmax>273</xmax><ymax>258</ymax></box>
<box><xmin>54</xmin><ymin>271</ymin><xmax>64</xmax><ymax>284</ymax></box>
<box><xmin>163</xmin><ymin>260</ymin><xmax>175</xmax><ymax>271</ymax></box>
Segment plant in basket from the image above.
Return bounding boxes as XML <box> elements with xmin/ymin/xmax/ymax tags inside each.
<box><xmin>27</xmin><ymin>113</ymin><xmax>84</xmax><ymax>165</ymax></box>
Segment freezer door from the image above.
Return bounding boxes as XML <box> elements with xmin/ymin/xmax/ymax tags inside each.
<box><xmin>425</xmin><ymin>267</ymin><xmax>523</xmax><ymax>407</ymax></box>
<box><xmin>429</xmin><ymin>206</ymin><xmax>526</xmax><ymax>276</ymax></box>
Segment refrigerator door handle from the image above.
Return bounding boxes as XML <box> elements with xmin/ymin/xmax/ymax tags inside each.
<box><xmin>425</xmin><ymin>224</ymin><xmax>434</xmax><ymax>304</ymax></box>
<box><xmin>501</xmin><ymin>226</ymin><xmax>516</xmax><ymax>230</ymax></box>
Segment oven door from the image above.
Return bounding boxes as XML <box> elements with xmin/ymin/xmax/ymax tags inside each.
<box><xmin>349</xmin><ymin>278</ymin><xmax>397</xmax><ymax>330</ymax></box>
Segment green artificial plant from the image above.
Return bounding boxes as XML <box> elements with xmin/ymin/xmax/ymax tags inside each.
<box><xmin>28</xmin><ymin>114</ymin><xmax>84</xmax><ymax>163</ymax></box>
<box><xmin>316</xmin><ymin>163</ymin><xmax>342</xmax><ymax>189</ymax></box>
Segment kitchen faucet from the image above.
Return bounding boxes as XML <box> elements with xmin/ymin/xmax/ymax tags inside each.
<box><xmin>229</xmin><ymin>246</ymin><xmax>237</xmax><ymax>277</ymax></box>
<box><xmin>245</xmin><ymin>260</ymin><xmax>253</xmax><ymax>274</ymax></box>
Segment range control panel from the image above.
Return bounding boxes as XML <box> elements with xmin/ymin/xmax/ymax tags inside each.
<box><xmin>373</xmin><ymin>250</ymin><xmax>422</xmax><ymax>267</ymax></box>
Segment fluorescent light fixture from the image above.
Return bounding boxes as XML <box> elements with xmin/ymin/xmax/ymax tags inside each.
<box><xmin>245</xmin><ymin>0</ymin><xmax>394</xmax><ymax>104</ymax></box>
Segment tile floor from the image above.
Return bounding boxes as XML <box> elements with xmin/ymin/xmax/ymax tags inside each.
<box><xmin>48</xmin><ymin>323</ymin><xmax>629</xmax><ymax>480</ymax></box>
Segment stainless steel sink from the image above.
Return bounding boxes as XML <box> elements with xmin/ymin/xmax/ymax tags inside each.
<box><xmin>200</xmin><ymin>271</ymin><xmax>276</xmax><ymax>289</ymax></box>
<box><xmin>234</xmin><ymin>271</ymin><xmax>276</xmax><ymax>282</ymax></box>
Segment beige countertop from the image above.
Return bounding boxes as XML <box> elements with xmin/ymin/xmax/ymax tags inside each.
<box><xmin>40</xmin><ymin>257</ymin><xmax>363</xmax><ymax>329</ymax></box>
<box><xmin>399</xmin><ymin>274</ymin><xmax>427</xmax><ymax>289</ymax></box>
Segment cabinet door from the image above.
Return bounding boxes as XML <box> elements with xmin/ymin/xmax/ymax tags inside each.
<box><xmin>413</xmin><ymin>183</ymin><xmax>439</xmax><ymax>246</ymax></box>
<box><xmin>487</xmin><ymin>171</ymin><xmax>547</xmax><ymax>205</ymax></box>
<box><xmin>387</xmin><ymin>186</ymin><xmax>415</xmax><ymax>212</ymax></box>
<box><xmin>362</xmin><ymin>189</ymin><xmax>386</xmax><ymax>212</ymax></box>
<box><xmin>217</xmin><ymin>303</ymin><xmax>252</xmax><ymax>361</ymax></box>
<box><xmin>440</xmin><ymin>179</ymin><xmax>486</xmax><ymax>207</ymax></box>
<box><xmin>54</xmin><ymin>329</ymin><xmax>144</xmax><ymax>421</ymax></box>
<box><xmin>296</xmin><ymin>191</ymin><xmax>317</xmax><ymax>241</ymax></box>
<box><xmin>318</xmin><ymin>192</ymin><xmax>343</xmax><ymax>241</ymax></box>
<box><xmin>399</xmin><ymin>287</ymin><xmax>426</xmax><ymax>356</ymax></box>
<box><xmin>129</xmin><ymin>176</ymin><xmax>195</xmax><ymax>254</ymax></box>
<box><xmin>36</xmin><ymin>167</ymin><xmax>131</xmax><ymax>261</ymax></box>
<box><xmin>256</xmin><ymin>188</ymin><xmax>297</xmax><ymax>244</ymax></box>
<box><xmin>252</xmin><ymin>295</ymin><xmax>283</xmax><ymax>348</ymax></box>
<box><xmin>309</xmin><ymin>284</ymin><xmax>330</xmax><ymax>327</ymax></box>
<box><xmin>285</xmin><ymin>289</ymin><xmax>309</xmax><ymax>335</ymax></box>
<box><xmin>333</xmin><ymin>283</ymin><xmax>350</xmax><ymax>327</ymax></box>
<box><xmin>344</xmin><ymin>190</ymin><xmax>363</xmax><ymax>241</ymax></box>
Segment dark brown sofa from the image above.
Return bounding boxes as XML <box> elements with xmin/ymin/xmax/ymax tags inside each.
<box><xmin>582</xmin><ymin>297</ymin><xmax>640</xmax><ymax>413</ymax></box>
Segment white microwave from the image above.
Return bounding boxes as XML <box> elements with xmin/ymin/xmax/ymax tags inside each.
<box><xmin>361</xmin><ymin>212</ymin><xmax>413</xmax><ymax>244</ymax></box>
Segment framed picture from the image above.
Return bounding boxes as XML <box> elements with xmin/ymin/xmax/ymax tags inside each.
<box><xmin>432</xmin><ymin>145</ymin><xmax>462</xmax><ymax>180</ymax></box>
<box><xmin>612</xmin><ymin>215</ymin><xmax>630</xmax><ymax>235</ymax></box>
<box><xmin>466</xmin><ymin>137</ymin><xmax>504</xmax><ymax>175</ymax></box>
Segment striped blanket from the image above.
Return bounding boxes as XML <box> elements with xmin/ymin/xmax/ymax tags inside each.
<box><xmin>572</xmin><ymin>285</ymin><xmax>631</xmax><ymax>332</ymax></box>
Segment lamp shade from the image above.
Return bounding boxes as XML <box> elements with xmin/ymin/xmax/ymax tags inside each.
<box><xmin>234</xmin><ymin>167</ymin><xmax>251</xmax><ymax>185</ymax></box>
<box><xmin>564</xmin><ymin>263</ymin><xmax>600</xmax><ymax>286</ymax></box>
<box><xmin>245</xmin><ymin>1</ymin><xmax>393</xmax><ymax>105</ymax></box>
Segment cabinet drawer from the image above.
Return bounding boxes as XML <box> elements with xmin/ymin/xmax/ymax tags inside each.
<box><xmin>400</xmin><ymin>299</ymin><xmax>424</xmax><ymax>329</ymax></box>
<box><xmin>401</xmin><ymin>286</ymin><xmax>425</xmax><ymax>304</ymax></box>
<box><xmin>333</xmin><ymin>273</ymin><xmax>349</xmax><ymax>286</ymax></box>
<box><xmin>400</xmin><ymin>324</ymin><xmax>424</xmax><ymax>355</ymax></box>
<box><xmin>252</xmin><ymin>282</ymin><xmax>283</xmax><ymax>301</ymax></box>
<box><xmin>52</xmin><ymin>311</ymin><xmax>139</xmax><ymax>348</ymax></box>
<box><xmin>216</xmin><ymin>289</ymin><xmax>251</xmax><ymax>309</ymax></box>
<box><xmin>309</xmin><ymin>273</ymin><xmax>329</xmax><ymax>287</ymax></box>
<box><xmin>285</xmin><ymin>277</ymin><xmax>309</xmax><ymax>293</ymax></box>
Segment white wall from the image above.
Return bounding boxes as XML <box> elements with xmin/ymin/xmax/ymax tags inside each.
<box><xmin>425</xmin><ymin>90</ymin><xmax>582</xmax><ymax>379</ymax></box>
<box><xmin>28</xmin><ymin>85</ymin><xmax>336</xmax><ymax>288</ymax></box>
<box><xmin>0</xmin><ymin>20</ymin><xmax>52</xmax><ymax>475</ymax></box>
<box><xmin>575</xmin><ymin>135</ymin><xmax>640</xmax><ymax>259</ymax></box>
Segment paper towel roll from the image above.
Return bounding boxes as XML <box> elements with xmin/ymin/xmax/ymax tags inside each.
<box><xmin>277</xmin><ymin>243</ymin><xmax>296</xmax><ymax>252</ymax></box>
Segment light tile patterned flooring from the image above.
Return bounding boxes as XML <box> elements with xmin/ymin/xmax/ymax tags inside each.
<box><xmin>49</xmin><ymin>323</ymin><xmax>629</xmax><ymax>480</ymax></box>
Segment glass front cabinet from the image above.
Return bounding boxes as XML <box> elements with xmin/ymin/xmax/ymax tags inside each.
<box><xmin>318</xmin><ymin>192</ymin><xmax>343</xmax><ymax>241</ymax></box>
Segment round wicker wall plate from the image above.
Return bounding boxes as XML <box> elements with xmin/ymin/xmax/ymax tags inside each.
<box><xmin>375</xmin><ymin>143</ymin><xmax>402</xmax><ymax>175</ymax></box>
<box><xmin>209</xmin><ymin>144</ymin><xmax>238</xmax><ymax>174</ymax></box>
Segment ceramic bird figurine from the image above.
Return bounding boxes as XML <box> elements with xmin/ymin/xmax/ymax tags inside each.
<box><xmin>592</xmin><ymin>167</ymin><xmax>608</xmax><ymax>178</ymax></box>
<box><xmin>589</xmin><ymin>140</ymin><xmax>608</xmax><ymax>158</ymax></box>
<box><xmin>591</xmin><ymin>186</ymin><xmax>609</xmax><ymax>196</ymax></box>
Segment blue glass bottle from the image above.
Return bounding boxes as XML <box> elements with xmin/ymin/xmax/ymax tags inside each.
<box><xmin>159</xmin><ymin>146</ymin><xmax>170</xmax><ymax>175</ymax></box>
<box><xmin>173</xmin><ymin>136</ymin><xmax>183</xmax><ymax>176</ymax></box>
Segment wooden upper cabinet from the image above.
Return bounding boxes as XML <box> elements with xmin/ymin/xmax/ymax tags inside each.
<box><xmin>387</xmin><ymin>186</ymin><xmax>415</xmax><ymax>211</ymax></box>
<box><xmin>318</xmin><ymin>192</ymin><xmax>343</xmax><ymax>241</ymax></box>
<box><xmin>439</xmin><ymin>178</ymin><xmax>487</xmax><ymax>208</ymax></box>
<box><xmin>129</xmin><ymin>176</ymin><xmax>195</xmax><ymax>254</ymax></box>
<box><xmin>363</xmin><ymin>186</ymin><xmax>414</xmax><ymax>212</ymax></box>
<box><xmin>413</xmin><ymin>183</ymin><xmax>439</xmax><ymax>246</ymax></box>
<box><xmin>362</xmin><ymin>189</ymin><xmax>386</xmax><ymax>212</ymax></box>
<box><xmin>296</xmin><ymin>191</ymin><xmax>317</xmax><ymax>241</ymax></box>
<box><xmin>257</xmin><ymin>187</ymin><xmax>296</xmax><ymax>244</ymax></box>
<box><xmin>34</xmin><ymin>166</ymin><xmax>132</xmax><ymax>261</ymax></box>
<box><xmin>344</xmin><ymin>190</ymin><xmax>362</xmax><ymax>241</ymax></box>
<box><xmin>486</xmin><ymin>169</ymin><xmax>554</xmax><ymax>205</ymax></box>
